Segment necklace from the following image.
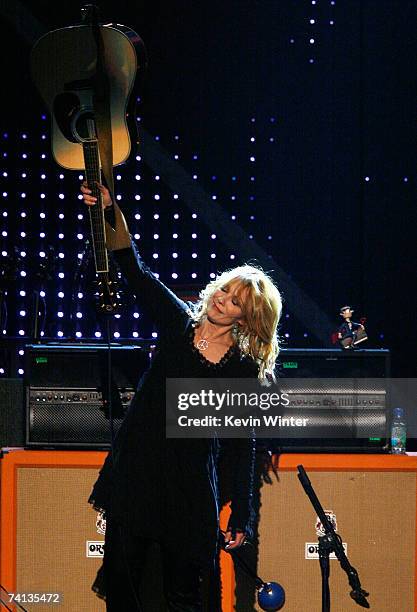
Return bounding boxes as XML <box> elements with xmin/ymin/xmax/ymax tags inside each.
<box><xmin>196</xmin><ymin>338</ymin><xmax>209</xmax><ymax>351</ymax></box>
<box><xmin>194</xmin><ymin>328</ymin><xmax>232</xmax><ymax>352</ymax></box>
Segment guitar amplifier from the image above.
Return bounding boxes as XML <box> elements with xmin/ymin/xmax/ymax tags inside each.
<box><xmin>24</xmin><ymin>344</ymin><xmax>150</xmax><ymax>448</ymax></box>
<box><xmin>270</xmin><ymin>349</ymin><xmax>390</xmax><ymax>453</ymax></box>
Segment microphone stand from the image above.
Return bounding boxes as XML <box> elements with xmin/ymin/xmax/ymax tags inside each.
<box><xmin>297</xmin><ymin>465</ymin><xmax>370</xmax><ymax>611</ymax></box>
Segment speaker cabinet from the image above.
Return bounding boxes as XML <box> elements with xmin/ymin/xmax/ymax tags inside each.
<box><xmin>0</xmin><ymin>449</ymin><xmax>232</xmax><ymax>612</ymax></box>
<box><xmin>223</xmin><ymin>454</ymin><xmax>417</xmax><ymax>611</ymax></box>
<box><xmin>0</xmin><ymin>450</ymin><xmax>107</xmax><ymax>612</ymax></box>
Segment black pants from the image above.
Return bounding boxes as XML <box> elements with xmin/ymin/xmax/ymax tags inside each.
<box><xmin>103</xmin><ymin>517</ymin><xmax>204</xmax><ymax>611</ymax></box>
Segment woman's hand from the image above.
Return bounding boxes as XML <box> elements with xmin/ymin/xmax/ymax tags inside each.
<box><xmin>80</xmin><ymin>181</ymin><xmax>112</xmax><ymax>209</ymax></box>
<box><xmin>224</xmin><ymin>529</ymin><xmax>246</xmax><ymax>550</ymax></box>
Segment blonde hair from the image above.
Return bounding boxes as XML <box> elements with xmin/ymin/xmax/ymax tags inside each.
<box><xmin>192</xmin><ymin>264</ymin><xmax>283</xmax><ymax>383</ymax></box>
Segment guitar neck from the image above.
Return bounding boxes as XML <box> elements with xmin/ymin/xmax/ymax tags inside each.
<box><xmin>83</xmin><ymin>140</ymin><xmax>109</xmax><ymax>273</ymax></box>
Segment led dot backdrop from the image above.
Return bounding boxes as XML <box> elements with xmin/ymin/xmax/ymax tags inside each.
<box><xmin>1</xmin><ymin>0</ymin><xmax>416</xmax><ymax>377</ymax></box>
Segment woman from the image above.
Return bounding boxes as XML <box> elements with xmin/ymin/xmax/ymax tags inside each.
<box><xmin>81</xmin><ymin>182</ymin><xmax>282</xmax><ymax>611</ymax></box>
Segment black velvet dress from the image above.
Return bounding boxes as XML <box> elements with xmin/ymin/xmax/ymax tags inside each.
<box><xmin>89</xmin><ymin>243</ymin><xmax>258</xmax><ymax>569</ymax></box>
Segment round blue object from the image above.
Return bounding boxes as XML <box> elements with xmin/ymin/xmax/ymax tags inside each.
<box><xmin>257</xmin><ymin>582</ymin><xmax>285</xmax><ymax>610</ymax></box>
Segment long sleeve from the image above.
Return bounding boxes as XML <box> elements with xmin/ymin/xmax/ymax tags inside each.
<box><xmin>223</xmin><ymin>436</ymin><xmax>257</xmax><ymax>539</ymax></box>
<box><xmin>104</xmin><ymin>203</ymin><xmax>192</xmax><ymax>337</ymax></box>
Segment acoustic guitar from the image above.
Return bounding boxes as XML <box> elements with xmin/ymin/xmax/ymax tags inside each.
<box><xmin>30</xmin><ymin>8</ymin><xmax>146</xmax><ymax>312</ymax></box>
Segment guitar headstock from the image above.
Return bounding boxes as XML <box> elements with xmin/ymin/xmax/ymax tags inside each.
<box><xmin>96</xmin><ymin>273</ymin><xmax>122</xmax><ymax>314</ymax></box>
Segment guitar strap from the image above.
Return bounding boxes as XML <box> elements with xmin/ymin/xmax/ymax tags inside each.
<box><xmin>91</xmin><ymin>19</ymin><xmax>116</xmax><ymax>229</ymax></box>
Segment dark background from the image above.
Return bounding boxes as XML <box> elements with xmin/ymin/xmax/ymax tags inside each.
<box><xmin>1</xmin><ymin>0</ymin><xmax>416</xmax><ymax>376</ymax></box>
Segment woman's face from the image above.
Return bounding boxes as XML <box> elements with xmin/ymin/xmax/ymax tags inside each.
<box><xmin>207</xmin><ymin>279</ymin><xmax>248</xmax><ymax>327</ymax></box>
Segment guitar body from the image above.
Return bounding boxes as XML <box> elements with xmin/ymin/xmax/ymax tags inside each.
<box><xmin>30</xmin><ymin>23</ymin><xmax>145</xmax><ymax>170</ymax></box>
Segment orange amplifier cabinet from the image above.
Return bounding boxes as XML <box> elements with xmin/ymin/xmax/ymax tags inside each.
<box><xmin>1</xmin><ymin>450</ymin><xmax>417</xmax><ymax>612</ymax></box>
<box><xmin>0</xmin><ymin>449</ymin><xmax>234</xmax><ymax>612</ymax></box>
<box><xmin>222</xmin><ymin>453</ymin><xmax>417</xmax><ymax>612</ymax></box>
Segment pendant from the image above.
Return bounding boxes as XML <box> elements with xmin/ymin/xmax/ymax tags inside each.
<box><xmin>196</xmin><ymin>338</ymin><xmax>209</xmax><ymax>351</ymax></box>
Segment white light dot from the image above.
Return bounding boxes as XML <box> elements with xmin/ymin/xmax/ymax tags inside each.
<box><xmin>2</xmin><ymin>211</ymin><xmax>7</xmax><ymax>217</ymax></box>
<box><xmin>40</xmin><ymin>212</ymin><xmax>46</xmax><ymax>218</ymax></box>
<box><xmin>114</xmin><ymin>332</ymin><xmax>120</xmax><ymax>338</ymax></box>
<box><xmin>250</xmin><ymin>156</ymin><xmax>255</xmax><ymax>162</ymax></box>
<box><xmin>210</xmin><ymin>253</ymin><xmax>216</xmax><ymax>259</ymax></box>
<box><xmin>58</xmin><ymin>272</ymin><xmax>65</xmax><ymax>279</ymax></box>
<box><xmin>59</xmin><ymin>193</ymin><xmax>65</xmax><ymax>200</ymax></box>
<box><xmin>20</xmin><ymin>290</ymin><xmax>26</xmax><ymax>297</ymax></box>
<box><xmin>211</xmin><ymin>234</ymin><xmax>216</xmax><ymax>239</ymax></box>
<box><xmin>57</xmin><ymin>312</ymin><xmax>64</xmax><ymax>318</ymax></box>
<box><xmin>135</xmin><ymin>213</ymin><xmax>141</xmax><ymax>220</ymax></box>
<box><xmin>173</xmin><ymin>233</ymin><xmax>178</xmax><ymax>239</ymax></box>
<box><xmin>116</xmin><ymin>195</ymin><xmax>122</xmax><ymax>201</ymax></box>
<box><xmin>230</xmin><ymin>254</ymin><xmax>235</xmax><ymax>259</ymax></box>
<box><xmin>116</xmin><ymin>174</ymin><xmax>122</xmax><ymax>180</ymax></box>
<box><xmin>154</xmin><ymin>194</ymin><xmax>160</xmax><ymax>200</ymax></box>
<box><xmin>173</xmin><ymin>213</ymin><xmax>179</xmax><ymax>220</ymax></box>
<box><xmin>152</xmin><ymin>332</ymin><xmax>158</xmax><ymax>338</ymax></box>
<box><xmin>19</xmin><ymin>310</ymin><xmax>26</xmax><ymax>317</ymax></box>
<box><xmin>40</xmin><ymin>291</ymin><xmax>45</xmax><ymax>297</ymax></box>
<box><xmin>1</xmin><ymin>231</ymin><xmax>7</xmax><ymax>237</ymax></box>
<box><xmin>21</xmin><ymin>212</ymin><xmax>26</xmax><ymax>218</ymax></box>
<box><xmin>76</xmin><ymin>331</ymin><xmax>82</xmax><ymax>338</ymax></box>
<box><xmin>172</xmin><ymin>272</ymin><xmax>178</xmax><ymax>279</ymax></box>
<box><xmin>133</xmin><ymin>312</ymin><xmax>139</xmax><ymax>319</ymax></box>
<box><xmin>132</xmin><ymin>331</ymin><xmax>139</xmax><ymax>338</ymax></box>
<box><xmin>1</xmin><ymin>250</ymin><xmax>7</xmax><ymax>257</ymax></box>
<box><xmin>19</xmin><ymin>349</ymin><xmax>24</xmax><ymax>356</ymax></box>
<box><xmin>172</xmin><ymin>252</ymin><xmax>178</xmax><ymax>258</ymax></box>
<box><xmin>191</xmin><ymin>233</ymin><xmax>197</xmax><ymax>239</ymax></box>
<box><xmin>155</xmin><ymin>175</ymin><xmax>160</xmax><ymax>181</ymax></box>
<box><xmin>310</xmin><ymin>18</ymin><xmax>315</xmax><ymax>24</ymax></box>
<box><xmin>191</xmin><ymin>273</ymin><xmax>197</xmax><ymax>279</ymax></box>
<box><xmin>135</xmin><ymin>195</ymin><xmax>141</xmax><ymax>201</ymax></box>
<box><xmin>135</xmin><ymin>175</ymin><xmax>141</xmax><ymax>181</ymax></box>
<box><xmin>192</xmin><ymin>253</ymin><xmax>197</xmax><ymax>259</ymax></box>
<box><xmin>58</xmin><ymin>252</ymin><xmax>64</xmax><ymax>259</ymax></box>
<box><xmin>173</xmin><ymin>194</ymin><xmax>179</xmax><ymax>200</ymax></box>
<box><xmin>95</xmin><ymin>331</ymin><xmax>102</xmax><ymax>338</ymax></box>
<box><xmin>58</xmin><ymin>291</ymin><xmax>64</xmax><ymax>298</ymax></box>
<box><xmin>77</xmin><ymin>233</ymin><xmax>84</xmax><ymax>240</ymax></box>
<box><xmin>192</xmin><ymin>213</ymin><xmax>197</xmax><ymax>219</ymax></box>
<box><xmin>19</xmin><ymin>330</ymin><xmax>25</xmax><ymax>336</ymax></box>
<box><xmin>153</xmin><ymin>253</ymin><xmax>159</xmax><ymax>259</ymax></box>
<box><xmin>78</xmin><ymin>292</ymin><xmax>83</xmax><ymax>299</ymax></box>
<box><xmin>58</xmin><ymin>233</ymin><xmax>64</xmax><ymax>239</ymax></box>
<box><xmin>40</xmin><ymin>233</ymin><xmax>45</xmax><ymax>239</ymax></box>
<box><xmin>18</xmin><ymin>368</ymin><xmax>24</xmax><ymax>375</ymax></box>
<box><xmin>154</xmin><ymin>214</ymin><xmax>160</xmax><ymax>220</ymax></box>
<box><xmin>59</xmin><ymin>213</ymin><xmax>64</xmax><ymax>219</ymax></box>
<box><xmin>365</xmin><ymin>176</ymin><xmax>370</xmax><ymax>182</ymax></box>
<box><xmin>20</xmin><ymin>270</ymin><xmax>26</xmax><ymax>277</ymax></box>
<box><xmin>57</xmin><ymin>331</ymin><xmax>64</xmax><ymax>338</ymax></box>
<box><xmin>20</xmin><ymin>251</ymin><xmax>26</xmax><ymax>257</ymax></box>
<box><xmin>134</xmin><ymin>233</ymin><xmax>140</xmax><ymax>240</ymax></box>
<box><xmin>153</xmin><ymin>233</ymin><xmax>159</xmax><ymax>239</ymax></box>
<box><xmin>310</xmin><ymin>38</ymin><xmax>315</xmax><ymax>44</ymax></box>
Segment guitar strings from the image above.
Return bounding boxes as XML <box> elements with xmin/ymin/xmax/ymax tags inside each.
<box><xmin>84</xmin><ymin>140</ymin><xmax>108</xmax><ymax>273</ymax></box>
